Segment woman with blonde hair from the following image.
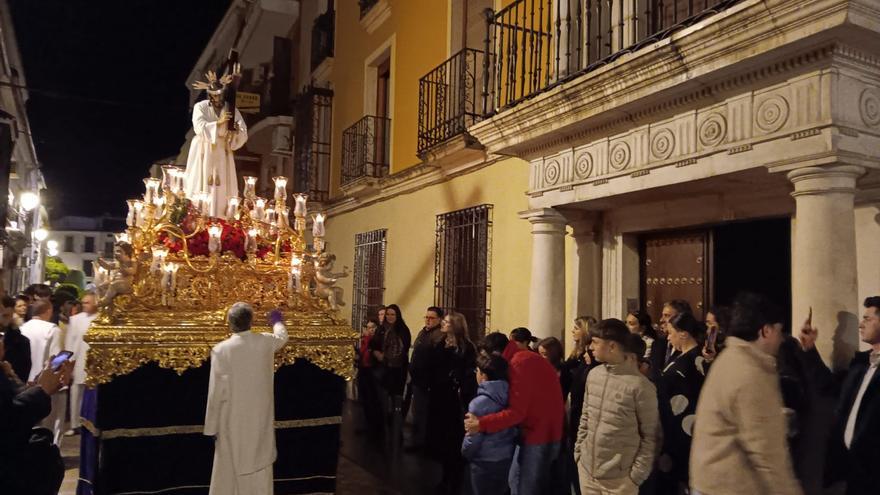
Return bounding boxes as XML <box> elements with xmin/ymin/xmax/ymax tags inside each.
<box><xmin>428</xmin><ymin>311</ymin><xmax>477</xmax><ymax>494</ymax></box>
<box><xmin>561</xmin><ymin>315</ymin><xmax>597</xmax><ymax>495</ymax></box>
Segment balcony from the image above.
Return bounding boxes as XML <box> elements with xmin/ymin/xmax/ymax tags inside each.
<box><xmin>293</xmin><ymin>87</ymin><xmax>334</xmax><ymax>203</ymax></box>
<box><xmin>482</xmin><ymin>0</ymin><xmax>741</xmax><ymax>114</ymax></box>
<box><xmin>418</xmin><ymin>48</ymin><xmax>486</xmax><ymax>157</ymax></box>
<box><xmin>311</xmin><ymin>7</ymin><xmax>335</xmax><ymax>72</ymax></box>
<box><xmin>341</xmin><ymin>116</ymin><xmax>390</xmax><ymax>191</ymax></box>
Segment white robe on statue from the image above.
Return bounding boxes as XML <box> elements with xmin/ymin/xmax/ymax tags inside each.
<box><xmin>184</xmin><ymin>100</ymin><xmax>248</xmax><ymax>217</ymax></box>
<box><xmin>65</xmin><ymin>311</ymin><xmax>98</xmax><ymax>429</ymax></box>
<box><xmin>204</xmin><ymin>322</ymin><xmax>288</xmax><ymax>495</ymax></box>
<box><xmin>21</xmin><ymin>318</ymin><xmax>64</xmax><ymax>445</ymax></box>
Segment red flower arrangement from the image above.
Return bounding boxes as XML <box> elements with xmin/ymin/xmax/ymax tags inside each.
<box><xmin>157</xmin><ymin>205</ymin><xmax>292</xmax><ymax>260</ymax></box>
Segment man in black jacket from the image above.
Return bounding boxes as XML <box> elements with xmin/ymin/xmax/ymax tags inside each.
<box><xmin>1</xmin><ymin>295</ymin><xmax>30</xmax><ymax>382</ymax></box>
<box><xmin>405</xmin><ymin>306</ymin><xmax>444</xmax><ymax>452</ymax></box>
<box><xmin>801</xmin><ymin>296</ymin><xmax>880</xmax><ymax>494</ymax></box>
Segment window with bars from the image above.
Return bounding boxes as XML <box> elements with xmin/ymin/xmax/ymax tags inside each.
<box><xmin>434</xmin><ymin>205</ymin><xmax>493</xmax><ymax>341</ymax></box>
<box><xmin>351</xmin><ymin>229</ymin><xmax>387</xmax><ymax>329</ymax></box>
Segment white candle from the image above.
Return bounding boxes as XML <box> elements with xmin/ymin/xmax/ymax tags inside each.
<box><xmin>246</xmin><ymin>227</ymin><xmax>258</xmax><ymax>252</ymax></box>
<box><xmin>154</xmin><ymin>195</ymin><xmax>165</xmax><ymax>218</ymax></box>
<box><xmin>273</xmin><ymin>176</ymin><xmax>288</xmax><ymax>203</ymax></box>
<box><xmin>172</xmin><ymin>168</ymin><xmax>185</xmax><ymax>195</ymax></box>
<box><xmin>290</xmin><ymin>266</ymin><xmax>302</xmax><ymax>292</ymax></box>
<box><xmin>294</xmin><ymin>194</ymin><xmax>307</xmax><ymax>217</ymax></box>
<box><xmin>161</xmin><ymin>165</ymin><xmax>177</xmax><ymax>191</ymax></box>
<box><xmin>134</xmin><ymin>201</ymin><xmax>145</xmax><ymax>227</ymax></box>
<box><xmin>144</xmin><ymin>178</ymin><xmax>161</xmax><ymax>203</ymax></box>
<box><xmin>95</xmin><ymin>265</ymin><xmax>107</xmax><ymax>287</ymax></box>
<box><xmin>312</xmin><ymin>213</ymin><xmax>326</xmax><ymax>237</ymax></box>
<box><xmin>208</xmin><ymin>224</ymin><xmax>223</xmax><ymax>254</ymax></box>
<box><xmin>151</xmin><ymin>247</ymin><xmax>168</xmax><ymax>273</ymax></box>
<box><xmin>169</xmin><ymin>263</ymin><xmax>179</xmax><ymax>291</ymax></box>
<box><xmin>226</xmin><ymin>197</ymin><xmax>240</xmax><ymax>221</ymax></box>
<box><xmin>126</xmin><ymin>199</ymin><xmax>138</xmax><ymax>227</ymax></box>
<box><xmin>252</xmin><ymin>198</ymin><xmax>266</xmax><ymax>221</ymax></box>
<box><xmin>243</xmin><ymin>176</ymin><xmax>257</xmax><ymax>199</ymax></box>
<box><xmin>265</xmin><ymin>207</ymin><xmax>276</xmax><ymax>227</ymax></box>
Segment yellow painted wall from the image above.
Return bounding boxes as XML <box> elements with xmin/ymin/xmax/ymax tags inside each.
<box><xmin>329</xmin><ymin>0</ymin><xmax>450</xmax><ymax>198</ymax></box>
<box><xmin>323</xmin><ymin>156</ymin><xmax>532</xmax><ymax>338</ymax></box>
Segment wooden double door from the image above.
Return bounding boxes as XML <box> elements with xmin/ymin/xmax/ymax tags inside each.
<box><xmin>641</xmin><ymin>230</ymin><xmax>710</xmax><ymax>324</ymax></box>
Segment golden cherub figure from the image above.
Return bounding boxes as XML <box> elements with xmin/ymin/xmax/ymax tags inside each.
<box><xmin>313</xmin><ymin>253</ymin><xmax>349</xmax><ymax>311</ymax></box>
<box><xmin>95</xmin><ymin>242</ymin><xmax>137</xmax><ymax>307</ymax></box>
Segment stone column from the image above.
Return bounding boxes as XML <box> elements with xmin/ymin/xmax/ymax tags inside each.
<box><xmin>520</xmin><ymin>208</ymin><xmax>567</xmax><ymax>340</ymax></box>
<box><xmin>788</xmin><ymin>165</ymin><xmax>864</xmax><ymax>370</ymax></box>
<box><xmin>569</xmin><ymin>213</ymin><xmax>602</xmax><ymax>320</ymax></box>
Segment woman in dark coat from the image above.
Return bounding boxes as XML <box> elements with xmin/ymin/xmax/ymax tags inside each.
<box><xmin>561</xmin><ymin>316</ymin><xmax>597</xmax><ymax>495</ymax></box>
<box><xmin>656</xmin><ymin>312</ymin><xmax>707</xmax><ymax>495</ymax></box>
<box><xmin>426</xmin><ymin>311</ymin><xmax>476</xmax><ymax>495</ymax></box>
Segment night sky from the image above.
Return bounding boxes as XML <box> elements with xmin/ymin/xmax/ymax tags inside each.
<box><xmin>9</xmin><ymin>0</ymin><xmax>231</xmax><ymax>218</ymax></box>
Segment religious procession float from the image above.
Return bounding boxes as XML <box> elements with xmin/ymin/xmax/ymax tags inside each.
<box><xmin>79</xmin><ymin>168</ymin><xmax>357</xmax><ymax>494</ymax></box>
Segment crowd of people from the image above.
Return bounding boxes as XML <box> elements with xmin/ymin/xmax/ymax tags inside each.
<box><xmin>0</xmin><ymin>283</ymin><xmax>99</xmax><ymax>495</ymax></box>
<box><xmin>355</xmin><ymin>294</ymin><xmax>880</xmax><ymax>495</ymax></box>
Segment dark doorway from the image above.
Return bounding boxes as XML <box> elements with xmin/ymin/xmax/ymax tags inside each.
<box><xmin>712</xmin><ymin>217</ymin><xmax>791</xmax><ymax>331</ymax></box>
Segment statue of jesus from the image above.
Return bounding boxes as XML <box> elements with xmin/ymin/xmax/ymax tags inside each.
<box><xmin>184</xmin><ymin>69</ymin><xmax>248</xmax><ymax>217</ymax></box>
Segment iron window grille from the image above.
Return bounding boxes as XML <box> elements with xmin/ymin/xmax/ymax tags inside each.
<box><xmin>434</xmin><ymin>205</ymin><xmax>493</xmax><ymax>341</ymax></box>
<box><xmin>352</xmin><ymin>229</ymin><xmax>387</xmax><ymax>330</ymax></box>
<box><xmin>311</xmin><ymin>6</ymin><xmax>335</xmax><ymax>71</ymax></box>
<box><xmin>293</xmin><ymin>87</ymin><xmax>333</xmax><ymax>202</ymax></box>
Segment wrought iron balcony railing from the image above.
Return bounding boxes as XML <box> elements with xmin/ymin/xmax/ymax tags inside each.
<box><xmin>482</xmin><ymin>0</ymin><xmax>741</xmax><ymax>114</ymax></box>
<box><xmin>342</xmin><ymin>115</ymin><xmax>391</xmax><ymax>187</ymax></box>
<box><xmin>418</xmin><ymin>48</ymin><xmax>485</xmax><ymax>155</ymax></box>
<box><xmin>311</xmin><ymin>7</ymin><xmax>335</xmax><ymax>71</ymax></box>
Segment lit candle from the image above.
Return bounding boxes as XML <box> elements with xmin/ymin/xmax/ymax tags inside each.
<box><xmin>144</xmin><ymin>178</ymin><xmax>161</xmax><ymax>203</ymax></box>
<box><xmin>246</xmin><ymin>227</ymin><xmax>258</xmax><ymax>253</ymax></box>
<box><xmin>294</xmin><ymin>194</ymin><xmax>308</xmax><ymax>217</ymax></box>
<box><xmin>95</xmin><ymin>265</ymin><xmax>107</xmax><ymax>287</ymax></box>
<box><xmin>151</xmin><ymin>246</ymin><xmax>168</xmax><ymax>273</ymax></box>
<box><xmin>172</xmin><ymin>168</ymin><xmax>185</xmax><ymax>195</ymax></box>
<box><xmin>312</xmin><ymin>213</ymin><xmax>326</xmax><ymax>237</ymax></box>
<box><xmin>208</xmin><ymin>224</ymin><xmax>223</xmax><ymax>254</ymax></box>
<box><xmin>153</xmin><ymin>195</ymin><xmax>165</xmax><ymax>218</ymax></box>
<box><xmin>161</xmin><ymin>165</ymin><xmax>177</xmax><ymax>191</ymax></box>
<box><xmin>126</xmin><ymin>199</ymin><xmax>138</xmax><ymax>227</ymax></box>
<box><xmin>226</xmin><ymin>197</ymin><xmax>240</xmax><ymax>221</ymax></box>
<box><xmin>243</xmin><ymin>176</ymin><xmax>257</xmax><ymax>199</ymax></box>
<box><xmin>273</xmin><ymin>176</ymin><xmax>288</xmax><ymax>203</ymax></box>
<box><xmin>265</xmin><ymin>207</ymin><xmax>276</xmax><ymax>227</ymax></box>
<box><xmin>134</xmin><ymin>201</ymin><xmax>145</xmax><ymax>227</ymax></box>
<box><xmin>252</xmin><ymin>198</ymin><xmax>266</xmax><ymax>221</ymax></box>
<box><xmin>169</xmin><ymin>262</ymin><xmax>179</xmax><ymax>291</ymax></box>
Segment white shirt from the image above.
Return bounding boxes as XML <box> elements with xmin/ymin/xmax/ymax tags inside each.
<box><xmin>65</xmin><ymin>312</ymin><xmax>98</xmax><ymax>385</ymax></box>
<box><xmin>843</xmin><ymin>355</ymin><xmax>879</xmax><ymax>449</ymax></box>
<box><xmin>20</xmin><ymin>318</ymin><xmax>62</xmax><ymax>382</ymax></box>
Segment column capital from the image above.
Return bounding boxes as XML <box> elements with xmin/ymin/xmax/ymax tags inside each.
<box><xmin>518</xmin><ymin>207</ymin><xmax>568</xmax><ymax>227</ymax></box>
<box><xmin>787</xmin><ymin>165</ymin><xmax>865</xmax><ymax>197</ymax></box>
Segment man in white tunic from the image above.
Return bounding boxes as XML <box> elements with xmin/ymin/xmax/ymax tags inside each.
<box><xmin>205</xmin><ymin>303</ymin><xmax>288</xmax><ymax>495</ymax></box>
<box><xmin>20</xmin><ymin>299</ymin><xmax>64</xmax><ymax>445</ymax></box>
<box><xmin>184</xmin><ymin>70</ymin><xmax>248</xmax><ymax>217</ymax></box>
<box><xmin>64</xmin><ymin>292</ymin><xmax>98</xmax><ymax>435</ymax></box>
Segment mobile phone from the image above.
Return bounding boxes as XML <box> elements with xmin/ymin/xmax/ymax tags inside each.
<box><xmin>50</xmin><ymin>351</ymin><xmax>74</xmax><ymax>371</ymax></box>
<box><xmin>706</xmin><ymin>326</ymin><xmax>718</xmax><ymax>349</ymax></box>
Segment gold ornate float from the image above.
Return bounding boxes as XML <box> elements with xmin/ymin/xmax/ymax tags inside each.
<box><xmin>85</xmin><ymin>166</ymin><xmax>357</xmax><ymax>386</ymax></box>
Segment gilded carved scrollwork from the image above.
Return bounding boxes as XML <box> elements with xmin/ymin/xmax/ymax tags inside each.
<box><xmin>85</xmin><ymin>253</ymin><xmax>357</xmax><ymax>386</ymax></box>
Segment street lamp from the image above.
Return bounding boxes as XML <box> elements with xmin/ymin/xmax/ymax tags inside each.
<box><xmin>19</xmin><ymin>191</ymin><xmax>39</xmax><ymax>212</ymax></box>
<box><xmin>48</xmin><ymin>247</ymin><xmax>59</xmax><ymax>257</ymax></box>
<box><xmin>34</xmin><ymin>228</ymin><xmax>48</xmax><ymax>242</ymax></box>
<box><xmin>46</xmin><ymin>239</ymin><xmax>58</xmax><ymax>250</ymax></box>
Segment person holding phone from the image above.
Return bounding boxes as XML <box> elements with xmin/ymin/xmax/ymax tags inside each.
<box><xmin>0</xmin><ymin>337</ymin><xmax>72</xmax><ymax>495</ymax></box>
<box><xmin>19</xmin><ymin>299</ymin><xmax>65</xmax><ymax>446</ymax></box>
